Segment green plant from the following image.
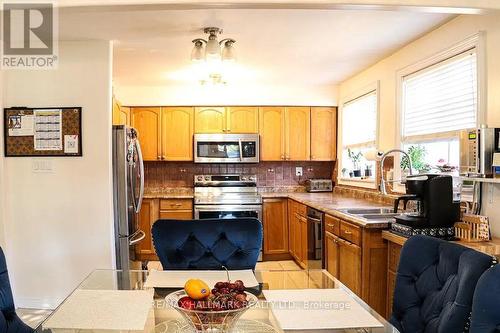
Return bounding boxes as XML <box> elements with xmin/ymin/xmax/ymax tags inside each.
<box><xmin>347</xmin><ymin>148</ymin><xmax>363</xmax><ymax>170</ymax></box>
<box><xmin>400</xmin><ymin>145</ymin><xmax>431</xmax><ymax>173</ymax></box>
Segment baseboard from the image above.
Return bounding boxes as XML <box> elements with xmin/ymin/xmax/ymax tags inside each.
<box><xmin>16</xmin><ymin>296</ymin><xmax>63</xmax><ymax>310</ymax></box>
<box><xmin>262</xmin><ymin>253</ymin><xmax>293</xmax><ymax>261</ymax></box>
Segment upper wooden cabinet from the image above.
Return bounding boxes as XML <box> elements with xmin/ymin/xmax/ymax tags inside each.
<box><xmin>131</xmin><ymin>107</ymin><xmax>161</xmax><ymax>161</ymax></box>
<box><xmin>112</xmin><ymin>98</ymin><xmax>130</xmax><ymax>126</ymax></box>
<box><xmin>311</xmin><ymin>107</ymin><xmax>337</xmax><ymax>161</ymax></box>
<box><xmin>161</xmin><ymin>107</ymin><xmax>194</xmax><ymax>161</ymax></box>
<box><xmin>286</xmin><ymin>107</ymin><xmax>311</xmax><ymax>161</ymax></box>
<box><xmin>259</xmin><ymin>107</ymin><xmax>285</xmax><ymax>161</ymax></box>
<box><xmin>194</xmin><ymin>107</ymin><xmax>226</xmax><ymax>133</ymax></box>
<box><xmin>226</xmin><ymin>107</ymin><xmax>259</xmax><ymax>133</ymax></box>
<box><xmin>194</xmin><ymin>107</ymin><xmax>259</xmax><ymax>134</ymax></box>
<box><xmin>259</xmin><ymin>107</ymin><xmax>310</xmax><ymax>161</ymax></box>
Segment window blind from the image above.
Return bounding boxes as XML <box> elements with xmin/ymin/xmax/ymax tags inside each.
<box><xmin>342</xmin><ymin>91</ymin><xmax>377</xmax><ymax>148</ymax></box>
<box><xmin>402</xmin><ymin>49</ymin><xmax>477</xmax><ymax>141</ymax></box>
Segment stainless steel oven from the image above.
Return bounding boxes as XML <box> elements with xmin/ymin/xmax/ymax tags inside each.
<box><xmin>194</xmin><ymin>205</ymin><xmax>262</xmax><ymax>220</ymax></box>
<box><xmin>194</xmin><ymin>134</ymin><xmax>259</xmax><ymax>163</ymax></box>
<box><xmin>307</xmin><ymin>207</ymin><xmax>323</xmax><ymax>270</ymax></box>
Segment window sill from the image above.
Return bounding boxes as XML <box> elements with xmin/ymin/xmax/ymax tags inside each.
<box><xmin>338</xmin><ymin>177</ymin><xmax>377</xmax><ymax>190</ymax></box>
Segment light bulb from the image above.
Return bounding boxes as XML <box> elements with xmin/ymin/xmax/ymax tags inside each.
<box><xmin>190</xmin><ymin>40</ymin><xmax>204</xmax><ymax>62</ymax></box>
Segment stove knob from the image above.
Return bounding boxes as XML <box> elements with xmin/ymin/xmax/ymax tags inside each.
<box><xmin>204</xmin><ymin>176</ymin><xmax>210</xmax><ymax>181</ymax></box>
<box><xmin>241</xmin><ymin>176</ymin><xmax>247</xmax><ymax>181</ymax></box>
<box><xmin>197</xmin><ymin>176</ymin><xmax>204</xmax><ymax>181</ymax></box>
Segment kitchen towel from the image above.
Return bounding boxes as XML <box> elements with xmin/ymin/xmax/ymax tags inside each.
<box><xmin>263</xmin><ymin>289</ymin><xmax>383</xmax><ymax>330</ymax></box>
<box><xmin>144</xmin><ymin>269</ymin><xmax>259</xmax><ymax>288</ymax></box>
<box><xmin>44</xmin><ymin>289</ymin><xmax>153</xmax><ymax>330</ymax></box>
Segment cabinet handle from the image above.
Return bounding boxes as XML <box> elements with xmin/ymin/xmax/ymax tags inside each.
<box><xmin>281</xmin><ymin>155</ymin><xmax>285</xmax><ymax>160</ymax></box>
<box><xmin>157</xmin><ymin>155</ymin><xmax>161</xmax><ymax>160</ymax></box>
<box><xmin>327</xmin><ymin>223</ymin><xmax>335</xmax><ymax>228</ymax></box>
<box><xmin>161</xmin><ymin>156</ymin><xmax>166</xmax><ymax>160</ymax></box>
<box><xmin>343</xmin><ymin>230</ymin><xmax>352</xmax><ymax>235</ymax></box>
<box><xmin>286</xmin><ymin>156</ymin><xmax>290</xmax><ymax>160</ymax></box>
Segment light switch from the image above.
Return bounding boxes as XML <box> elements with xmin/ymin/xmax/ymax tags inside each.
<box><xmin>32</xmin><ymin>159</ymin><xmax>54</xmax><ymax>173</ymax></box>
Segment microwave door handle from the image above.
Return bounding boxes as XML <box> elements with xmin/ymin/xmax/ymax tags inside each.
<box><xmin>238</xmin><ymin>139</ymin><xmax>243</xmax><ymax>162</ymax></box>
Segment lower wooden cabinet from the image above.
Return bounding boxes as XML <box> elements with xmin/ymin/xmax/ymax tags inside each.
<box><xmin>263</xmin><ymin>198</ymin><xmax>289</xmax><ymax>258</ymax></box>
<box><xmin>135</xmin><ymin>198</ymin><xmax>193</xmax><ymax>261</ymax></box>
<box><xmin>325</xmin><ymin>231</ymin><xmax>339</xmax><ymax>278</ymax></box>
<box><xmin>338</xmin><ymin>239</ymin><xmax>362</xmax><ymax>296</ymax></box>
<box><xmin>287</xmin><ymin>199</ymin><xmax>308</xmax><ymax>268</ymax></box>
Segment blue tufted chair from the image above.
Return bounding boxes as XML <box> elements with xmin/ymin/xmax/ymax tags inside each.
<box><xmin>0</xmin><ymin>247</ymin><xmax>33</xmax><ymax>333</ymax></box>
<box><xmin>389</xmin><ymin>235</ymin><xmax>493</xmax><ymax>333</ymax></box>
<box><xmin>470</xmin><ymin>264</ymin><xmax>500</xmax><ymax>333</ymax></box>
<box><xmin>151</xmin><ymin>218</ymin><xmax>263</xmax><ymax>270</ymax></box>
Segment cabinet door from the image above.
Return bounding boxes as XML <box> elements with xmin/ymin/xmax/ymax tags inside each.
<box><xmin>227</xmin><ymin>107</ymin><xmax>259</xmax><ymax>133</ymax></box>
<box><xmin>131</xmin><ymin>107</ymin><xmax>161</xmax><ymax>161</ymax></box>
<box><xmin>299</xmin><ymin>215</ymin><xmax>308</xmax><ymax>267</ymax></box>
<box><xmin>136</xmin><ymin>199</ymin><xmax>159</xmax><ymax>259</ymax></box>
<box><xmin>325</xmin><ymin>232</ymin><xmax>339</xmax><ymax>278</ymax></box>
<box><xmin>263</xmin><ymin>199</ymin><xmax>289</xmax><ymax>255</ymax></box>
<box><xmin>288</xmin><ymin>200</ymin><xmax>296</xmax><ymax>258</ymax></box>
<box><xmin>311</xmin><ymin>107</ymin><xmax>336</xmax><ymax>161</ymax></box>
<box><xmin>112</xmin><ymin>99</ymin><xmax>130</xmax><ymax>126</ymax></box>
<box><xmin>339</xmin><ymin>240</ymin><xmax>362</xmax><ymax>296</ymax></box>
<box><xmin>194</xmin><ymin>107</ymin><xmax>226</xmax><ymax>133</ymax></box>
<box><xmin>285</xmin><ymin>107</ymin><xmax>310</xmax><ymax>161</ymax></box>
<box><xmin>259</xmin><ymin>107</ymin><xmax>285</xmax><ymax>161</ymax></box>
<box><xmin>161</xmin><ymin>107</ymin><xmax>194</xmax><ymax>161</ymax></box>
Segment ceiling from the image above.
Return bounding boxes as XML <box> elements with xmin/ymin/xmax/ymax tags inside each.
<box><xmin>59</xmin><ymin>7</ymin><xmax>453</xmax><ymax>87</ymax></box>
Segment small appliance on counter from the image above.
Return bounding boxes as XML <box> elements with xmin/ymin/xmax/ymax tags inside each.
<box><xmin>391</xmin><ymin>174</ymin><xmax>460</xmax><ymax>240</ymax></box>
<box><xmin>305</xmin><ymin>179</ymin><xmax>333</xmax><ymax>192</ymax></box>
<box><xmin>460</xmin><ymin>127</ymin><xmax>500</xmax><ymax>177</ymax></box>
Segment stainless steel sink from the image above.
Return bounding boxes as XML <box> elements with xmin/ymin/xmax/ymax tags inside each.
<box><xmin>360</xmin><ymin>213</ymin><xmax>399</xmax><ymax>220</ymax></box>
<box><xmin>343</xmin><ymin>208</ymin><xmax>394</xmax><ymax>215</ymax></box>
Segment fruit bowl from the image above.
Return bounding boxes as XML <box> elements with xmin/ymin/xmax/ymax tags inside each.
<box><xmin>166</xmin><ymin>290</ymin><xmax>258</xmax><ymax>332</ymax></box>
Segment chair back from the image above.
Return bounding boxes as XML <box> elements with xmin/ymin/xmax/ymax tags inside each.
<box><xmin>389</xmin><ymin>235</ymin><xmax>492</xmax><ymax>333</ymax></box>
<box><xmin>0</xmin><ymin>247</ymin><xmax>15</xmax><ymax>315</ymax></box>
<box><xmin>470</xmin><ymin>264</ymin><xmax>500</xmax><ymax>333</ymax></box>
<box><xmin>152</xmin><ymin>218</ymin><xmax>263</xmax><ymax>270</ymax></box>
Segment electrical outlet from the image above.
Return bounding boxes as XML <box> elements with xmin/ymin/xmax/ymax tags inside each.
<box><xmin>32</xmin><ymin>159</ymin><xmax>54</xmax><ymax>173</ymax></box>
<box><xmin>295</xmin><ymin>167</ymin><xmax>303</xmax><ymax>177</ymax></box>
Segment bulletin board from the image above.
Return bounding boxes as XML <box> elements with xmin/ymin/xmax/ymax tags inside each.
<box><xmin>3</xmin><ymin>107</ymin><xmax>82</xmax><ymax>157</ymax></box>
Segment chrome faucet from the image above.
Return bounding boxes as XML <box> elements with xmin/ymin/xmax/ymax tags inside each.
<box><xmin>379</xmin><ymin>149</ymin><xmax>413</xmax><ymax>195</ymax></box>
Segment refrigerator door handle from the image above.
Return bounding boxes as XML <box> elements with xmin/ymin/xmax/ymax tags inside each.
<box><xmin>134</xmin><ymin>138</ymin><xmax>145</xmax><ymax>213</ymax></box>
<box><xmin>129</xmin><ymin>229</ymin><xmax>146</xmax><ymax>246</ymax></box>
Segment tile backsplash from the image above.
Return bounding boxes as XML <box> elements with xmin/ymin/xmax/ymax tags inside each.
<box><xmin>145</xmin><ymin>161</ymin><xmax>335</xmax><ymax>188</ymax></box>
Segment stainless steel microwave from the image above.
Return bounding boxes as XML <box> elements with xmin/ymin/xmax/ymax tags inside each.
<box><xmin>194</xmin><ymin>134</ymin><xmax>260</xmax><ymax>163</ymax></box>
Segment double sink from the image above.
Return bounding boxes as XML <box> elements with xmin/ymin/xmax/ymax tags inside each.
<box><xmin>338</xmin><ymin>207</ymin><xmax>399</xmax><ymax>223</ymax></box>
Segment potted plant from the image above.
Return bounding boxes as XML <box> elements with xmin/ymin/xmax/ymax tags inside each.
<box><xmin>400</xmin><ymin>145</ymin><xmax>431</xmax><ymax>174</ymax></box>
<box><xmin>341</xmin><ymin>168</ymin><xmax>348</xmax><ymax>178</ymax></box>
<box><xmin>348</xmin><ymin>148</ymin><xmax>363</xmax><ymax>177</ymax></box>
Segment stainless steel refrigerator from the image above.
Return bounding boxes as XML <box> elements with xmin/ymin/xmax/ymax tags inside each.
<box><xmin>112</xmin><ymin>125</ymin><xmax>145</xmax><ymax>271</ymax></box>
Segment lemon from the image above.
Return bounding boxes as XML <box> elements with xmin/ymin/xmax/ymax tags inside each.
<box><xmin>184</xmin><ymin>279</ymin><xmax>210</xmax><ymax>300</ymax></box>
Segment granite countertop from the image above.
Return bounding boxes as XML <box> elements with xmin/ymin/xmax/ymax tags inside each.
<box><xmin>144</xmin><ymin>187</ymin><xmax>392</xmax><ymax>229</ymax></box>
<box><xmin>261</xmin><ymin>192</ymin><xmax>391</xmax><ymax>228</ymax></box>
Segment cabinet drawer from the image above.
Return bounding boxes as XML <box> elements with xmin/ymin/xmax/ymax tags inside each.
<box><xmin>295</xmin><ymin>201</ymin><xmax>307</xmax><ymax>217</ymax></box>
<box><xmin>325</xmin><ymin>215</ymin><xmax>340</xmax><ymax>236</ymax></box>
<box><xmin>388</xmin><ymin>242</ymin><xmax>402</xmax><ymax>272</ymax></box>
<box><xmin>159</xmin><ymin>210</ymin><xmax>193</xmax><ymax>220</ymax></box>
<box><xmin>339</xmin><ymin>220</ymin><xmax>361</xmax><ymax>246</ymax></box>
<box><xmin>159</xmin><ymin>199</ymin><xmax>193</xmax><ymax>210</ymax></box>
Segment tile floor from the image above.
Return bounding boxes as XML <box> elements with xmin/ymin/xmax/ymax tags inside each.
<box><xmin>146</xmin><ymin>260</ymin><xmax>303</xmax><ymax>271</ymax></box>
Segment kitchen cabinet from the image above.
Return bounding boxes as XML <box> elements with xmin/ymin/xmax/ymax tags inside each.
<box><xmin>324</xmin><ymin>214</ymin><xmax>388</xmax><ymax>316</ymax></box>
<box><xmin>194</xmin><ymin>107</ymin><xmax>226</xmax><ymax>133</ymax></box>
<box><xmin>135</xmin><ymin>198</ymin><xmax>159</xmax><ymax>261</ymax></box>
<box><xmin>288</xmin><ymin>199</ymin><xmax>308</xmax><ymax>268</ymax></box>
<box><xmin>131</xmin><ymin>107</ymin><xmax>161</xmax><ymax>161</ymax></box>
<box><xmin>310</xmin><ymin>107</ymin><xmax>337</xmax><ymax>161</ymax></box>
<box><xmin>136</xmin><ymin>198</ymin><xmax>193</xmax><ymax>261</ymax></box>
<box><xmin>285</xmin><ymin>107</ymin><xmax>310</xmax><ymax>161</ymax></box>
<box><xmin>263</xmin><ymin>198</ymin><xmax>290</xmax><ymax>259</ymax></box>
<box><xmin>161</xmin><ymin>107</ymin><xmax>194</xmax><ymax>161</ymax></box>
<box><xmin>259</xmin><ymin>107</ymin><xmax>310</xmax><ymax>161</ymax></box>
<box><xmin>227</xmin><ymin>107</ymin><xmax>259</xmax><ymax>133</ymax></box>
<box><xmin>112</xmin><ymin>98</ymin><xmax>130</xmax><ymax>126</ymax></box>
<box><xmin>259</xmin><ymin>107</ymin><xmax>285</xmax><ymax>161</ymax></box>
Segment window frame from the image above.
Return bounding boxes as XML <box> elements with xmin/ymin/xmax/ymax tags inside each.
<box><xmin>337</xmin><ymin>81</ymin><xmax>380</xmax><ymax>189</ymax></box>
<box><xmin>393</xmin><ymin>32</ymin><xmax>485</xmax><ymax>192</ymax></box>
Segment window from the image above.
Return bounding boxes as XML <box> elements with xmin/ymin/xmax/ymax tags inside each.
<box><xmin>401</xmin><ymin>49</ymin><xmax>477</xmax><ymax>173</ymax></box>
<box><xmin>340</xmin><ymin>90</ymin><xmax>377</xmax><ymax>181</ymax></box>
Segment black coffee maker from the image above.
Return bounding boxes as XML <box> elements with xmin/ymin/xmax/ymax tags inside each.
<box><xmin>391</xmin><ymin>174</ymin><xmax>460</xmax><ymax>239</ymax></box>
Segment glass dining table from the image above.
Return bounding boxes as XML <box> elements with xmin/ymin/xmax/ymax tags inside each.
<box><xmin>36</xmin><ymin>269</ymin><xmax>399</xmax><ymax>333</ymax></box>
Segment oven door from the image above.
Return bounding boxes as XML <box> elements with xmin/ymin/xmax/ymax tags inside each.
<box><xmin>194</xmin><ymin>205</ymin><xmax>262</xmax><ymax>221</ymax></box>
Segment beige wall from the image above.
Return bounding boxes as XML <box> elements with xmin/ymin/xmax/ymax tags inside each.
<box><xmin>338</xmin><ymin>13</ymin><xmax>500</xmax><ymax>235</ymax></box>
<box><xmin>2</xmin><ymin>40</ymin><xmax>114</xmax><ymax>308</ymax></box>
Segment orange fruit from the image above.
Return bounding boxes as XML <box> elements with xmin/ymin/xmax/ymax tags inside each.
<box><xmin>184</xmin><ymin>279</ymin><xmax>210</xmax><ymax>300</ymax></box>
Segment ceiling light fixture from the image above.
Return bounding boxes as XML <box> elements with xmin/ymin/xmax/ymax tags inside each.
<box><xmin>191</xmin><ymin>27</ymin><xmax>236</xmax><ymax>62</ymax></box>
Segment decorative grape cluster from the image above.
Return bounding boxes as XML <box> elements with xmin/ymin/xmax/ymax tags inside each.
<box><xmin>178</xmin><ymin>280</ymin><xmax>248</xmax><ymax>311</ymax></box>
